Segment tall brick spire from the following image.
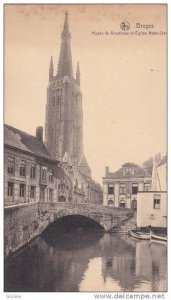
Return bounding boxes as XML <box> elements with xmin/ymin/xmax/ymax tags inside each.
<box><xmin>57</xmin><ymin>10</ymin><xmax>73</xmax><ymax>78</ymax></box>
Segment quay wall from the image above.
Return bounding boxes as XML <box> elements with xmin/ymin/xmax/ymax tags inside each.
<box><xmin>4</xmin><ymin>202</ymin><xmax>40</xmax><ymax>257</ymax></box>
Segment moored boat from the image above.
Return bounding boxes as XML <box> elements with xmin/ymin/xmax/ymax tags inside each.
<box><xmin>150</xmin><ymin>232</ymin><xmax>167</xmax><ymax>243</ymax></box>
<box><xmin>129</xmin><ymin>230</ymin><xmax>150</xmax><ymax>240</ymax></box>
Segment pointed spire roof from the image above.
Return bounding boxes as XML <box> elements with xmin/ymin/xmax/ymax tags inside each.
<box><xmin>50</xmin><ymin>56</ymin><xmax>53</xmax><ymax>68</ymax></box>
<box><xmin>63</xmin><ymin>151</ymin><xmax>72</xmax><ymax>166</ymax></box>
<box><xmin>78</xmin><ymin>154</ymin><xmax>89</xmax><ymax>168</ymax></box>
<box><xmin>76</xmin><ymin>62</ymin><xmax>80</xmax><ymax>74</ymax></box>
<box><xmin>76</xmin><ymin>62</ymin><xmax>80</xmax><ymax>85</ymax></box>
<box><xmin>57</xmin><ymin>11</ymin><xmax>73</xmax><ymax>78</ymax></box>
<box><xmin>49</xmin><ymin>56</ymin><xmax>54</xmax><ymax>81</ymax></box>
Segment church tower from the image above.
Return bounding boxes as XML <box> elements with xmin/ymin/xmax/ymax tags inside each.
<box><xmin>45</xmin><ymin>11</ymin><xmax>84</xmax><ymax>168</ymax></box>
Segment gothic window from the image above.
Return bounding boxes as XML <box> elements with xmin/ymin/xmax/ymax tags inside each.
<box><xmin>153</xmin><ymin>195</ymin><xmax>160</xmax><ymax>209</ymax></box>
<box><xmin>20</xmin><ymin>160</ymin><xmax>26</xmax><ymax>177</ymax></box>
<box><xmin>30</xmin><ymin>186</ymin><xmax>36</xmax><ymax>199</ymax></box>
<box><xmin>30</xmin><ymin>163</ymin><xmax>36</xmax><ymax>179</ymax></box>
<box><xmin>53</xmin><ymin>96</ymin><xmax>56</xmax><ymax>106</ymax></box>
<box><xmin>8</xmin><ymin>156</ymin><xmax>15</xmax><ymax>175</ymax></box>
<box><xmin>20</xmin><ymin>184</ymin><xmax>25</xmax><ymax>198</ymax></box>
<box><xmin>57</xmin><ymin>90</ymin><xmax>61</xmax><ymax>104</ymax></box>
<box><xmin>8</xmin><ymin>182</ymin><xmax>14</xmax><ymax>197</ymax></box>
<box><xmin>58</xmin><ymin>196</ymin><xmax>66</xmax><ymax>202</ymax></box>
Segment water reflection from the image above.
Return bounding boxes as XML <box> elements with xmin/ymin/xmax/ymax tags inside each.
<box><xmin>4</xmin><ymin>232</ymin><xmax>167</xmax><ymax>292</ymax></box>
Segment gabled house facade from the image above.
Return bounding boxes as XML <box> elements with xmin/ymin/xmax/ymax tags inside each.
<box><xmin>103</xmin><ymin>162</ymin><xmax>152</xmax><ymax>209</ymax></box>
<box><xmin>4</xmin><ymin>124</ymin><xmax>71</xmax><ymax>206</ymax></box>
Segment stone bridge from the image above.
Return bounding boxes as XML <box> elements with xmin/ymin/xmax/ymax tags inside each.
<box><xmin>4</xmin><ymin>202</ymin><xmax>134</xmax><ymax>257</ymax></box>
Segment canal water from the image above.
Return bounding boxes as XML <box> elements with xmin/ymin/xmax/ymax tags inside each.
<box><xmin>4</xmin><ymin>231</ymin><xmax>167</xmax><ymax>292</ymax></box>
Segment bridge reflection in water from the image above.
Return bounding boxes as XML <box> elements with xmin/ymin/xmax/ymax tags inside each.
<box><xmin>5</xmin><ymin>217</ymin><xmax>167</xmax><ymax>292</ymax></box>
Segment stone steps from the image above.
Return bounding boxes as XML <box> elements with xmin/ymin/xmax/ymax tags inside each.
<box><xmin>110</xmin><ymin>213</ymin><xmax>137</xmax><ymax>234</ymax></box>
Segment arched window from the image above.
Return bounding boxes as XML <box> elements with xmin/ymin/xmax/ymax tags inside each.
<box><xmin>58</xmin><ymin>196</ymin><xmax>66</xmax><ymax>202</ymax></box>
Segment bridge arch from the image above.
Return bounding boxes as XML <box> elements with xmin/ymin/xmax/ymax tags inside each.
<box><xmin>5</xmin><ymin>202</ymin><xmax>134</xmax><ymax>256</ymax></box>
<box><xmin>42</xmin><ymin>214</ymin><xmax>105</xmax><ymax>235</ymax></box>
<box><xmin>38</xmin><ymin>202</ymin><xmax>134</xmax><ymax>233</ymax></box>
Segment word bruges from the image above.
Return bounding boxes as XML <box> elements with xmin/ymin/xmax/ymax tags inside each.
<box><xmin>136</xmin><ymin>23</ymin><xmax>154</xmax><ymax>30</ymax></box>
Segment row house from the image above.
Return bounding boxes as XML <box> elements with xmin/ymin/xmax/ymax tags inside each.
<box><xmin>103</xmin><ymin>162</ymin><xmax>152</xmax><ymax>209</ymax></box>
<box><xmin>4</xmin><ymin>124</ymin><xmax>71</xmax><ymax>206</ymax></box>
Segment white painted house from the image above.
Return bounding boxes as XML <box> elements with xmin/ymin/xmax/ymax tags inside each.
<box><xmin>137</xmin><ymin>155</ymin><xmax>167</xmax><ymax>229</ymax></box>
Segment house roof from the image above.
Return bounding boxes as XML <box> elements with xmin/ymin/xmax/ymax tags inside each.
<box><xmin>107</xmin><ymin>163</ymin><xmax>151</xmax><ymax>179</ymax></box>
<box><xmin>4</xmin><ymin>124</ymin><xmax>50</xmax><ymax>159</ymax></box>
<box><xmin>122</xmin><ymin>162</ymin><xmax>137</xmax><ymax>167</ymax></box>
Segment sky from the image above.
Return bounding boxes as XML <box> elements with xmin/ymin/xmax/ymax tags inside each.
<box><xmin>4</xmin><ymin>4</ymin><xmax>167</xmax><ymax>184</ymax></box>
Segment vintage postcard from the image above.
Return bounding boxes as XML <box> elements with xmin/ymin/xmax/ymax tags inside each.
<box><xmin>4</xmin><ymin>3</ymin><xmax>167</xmax><ymax>296</ymax></box>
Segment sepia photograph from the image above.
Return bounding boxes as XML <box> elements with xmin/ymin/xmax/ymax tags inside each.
<box><xmin>4</xmin><ymin>3</ymin><xmax>167</xmax><ymax>294</ymax></box>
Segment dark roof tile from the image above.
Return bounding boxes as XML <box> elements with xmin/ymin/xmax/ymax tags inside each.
<box><xmin>107</xmin><ymin>163</ymin><xmax>151</xmax><ymax>179</ymax></box>
<box><xmin>4</xmin><ymin>124</ymin><xmax>50</xmax><ymax>159</ymax></box>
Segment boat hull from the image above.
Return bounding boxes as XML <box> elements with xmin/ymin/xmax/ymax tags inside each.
<box><xmin>151</xmin><ymin>232</ymin><xmax>167</xmax><ymax>242</ymax></box>
<box><xmin>130</xmin><ymin>230</ymin><xmax>150</xmax><ymax>240</ymax></box>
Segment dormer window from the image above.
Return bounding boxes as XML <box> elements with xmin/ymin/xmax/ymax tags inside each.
<box><xmin>123</xmin><ymin>166</ymin><xmax>134</xmax><ymax>175</ymax></box>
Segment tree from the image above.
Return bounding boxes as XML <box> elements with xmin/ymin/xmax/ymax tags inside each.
<box><xmin>143</xmin><ymin>157</ymin><xmax>154</xmax><ymax>175</ymax></box>
<box><xmin>143</xmin><ymin>153</ymin><xmax>162</xmax><ymax>175</ymax></box>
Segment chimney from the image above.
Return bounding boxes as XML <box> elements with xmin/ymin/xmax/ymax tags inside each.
<box><xmin>105</xmin><ymin>166</ymin><xmax>109</xmax><ymax>177</ymax></box>
<box><xmin>36</xmin><ymin>126</ymin><xmax>43</xmax><ymax>141</ymax></box>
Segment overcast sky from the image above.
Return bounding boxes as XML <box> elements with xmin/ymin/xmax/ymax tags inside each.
<box><xmin>5</xmin><ymin>4</ymin><xmax>167</xmax><ymax>184</ymax></box>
